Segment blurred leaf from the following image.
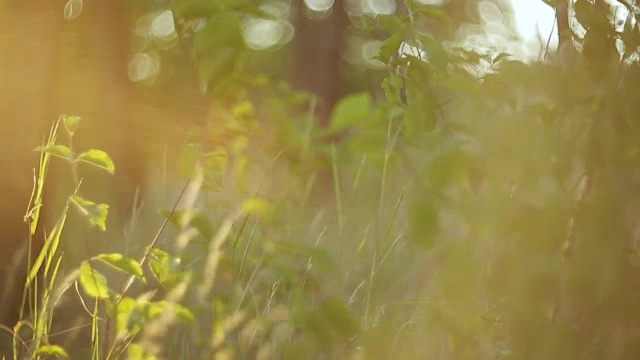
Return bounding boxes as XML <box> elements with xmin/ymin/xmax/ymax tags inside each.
<box><xmin>127</xmin><ymin>344</ymin><xmax>157</xmax><ymax>360</ymax></box>
<box><xmin>231</xmin><ymin>100</ymin><xmax>255</xmax><ymax>120</ymax></box>
<box><xmin>241</xmin><ymin>197</ymin><xmax>273</xmax><ymax>221</ymax></box>
<box><xmin>70</xmin><ymin>195</ymin><xmax>109</xmax><ymax>231</ymax></box>
<box><xmin>377</xmin><ymin>34</ymin><xmax>403</xmax><ymax>63</ymax></box>
<box><xmin>417</xmin><ymin>34</ymin><xmax>448</xmax><ymax>72</ymax></box>
<box><xmin>378</xmin><ymin>14</ymin><xmax>413</xmax><ymax>39</ymax></box>
<box><xmin>77</xmin><ymin>149</ymin><xmax>115</xmax><ymax>174</ymax></box>
<box><xmin>328</xmin><ymin>92</ymin><xmax>372</xmax><ymax>134</ymax></box>
<box><xmin>79</xmin><ymin>261</ymin><xmax>110</xmax><ymax>299</ymax></box>
<box><xmin>148</xmin><ymin>249</ymin><xmax>187</xmax><ymax>290</ymax></box>
<box><xmin>35</xmin><ymin>345</ymin><xmax>68</xmax><ymax>358</ymax></box>
<box><xmin>116</xmin><ymin>297</ymin><xmax>136</xmax><ymax>336</ymax></box>
<box><xmin>95</xmin><ymin>253</ymin><xmax>144</xmax><ymax>280</ymax></box>
<box><xmin>382</xmin><ymin>73</ymin><xmax>405</xmax><ymax>105</ymax></box>
<box><xmin>195</xmin><ymin>13</ymin><xmax>244</xmax><ymax>55</ymax></box>
<box><xmin>62</xmin><ymin>115</ymin><xmax>81</xmax><ymax>135</ymax></box>
<box><xmin>403</xmin><ymin>85</ymin><xmax>437</xmax><ymax>137</ymax></box>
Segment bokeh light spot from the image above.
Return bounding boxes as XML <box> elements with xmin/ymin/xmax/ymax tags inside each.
<box><xmin>128</xmin><ymin>52</ymin><xmax>161</xmax><ymax>83</ymax></box>
<box><xmin>366</xmin><ymin>0</ymin><xmax>395</xmax><ymax>15</ymax></box>
<box><xmin>242</xmin><ymin>18</ymin><xmax>294</xmax><ymax>51</ymax></box>
<box><xmin>151</xmin><ymin>10</ymin><xmax>176</xmax><ymax>39</ymax></box>
<box><xmin>304</xmin><ymin>0</ymin><xmax>334</xmax><ymax>12</ymax></box>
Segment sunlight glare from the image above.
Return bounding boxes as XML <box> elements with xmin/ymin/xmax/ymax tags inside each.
<box><xmin>510</xmin><ymin>0</ymin><xmax>557</xmax><ymax>48</ymax></box>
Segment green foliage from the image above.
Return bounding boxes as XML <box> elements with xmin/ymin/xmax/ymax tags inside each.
<box><xmin>13</xmin><ymin>0</ymin><xmax>640</xmax><ymax>359</ymax></box>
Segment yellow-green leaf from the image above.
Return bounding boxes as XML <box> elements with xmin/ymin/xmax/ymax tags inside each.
<box><xmin>95</xmin><ymin>253</ymin><xmax>144</xmax><ymax>280</ymax></box>
<box><xmin>79</xmin><ymin>261</ymin><xmax>110</xmax><ymax>299</ymax></box>
<box><xmin>77</xmin><ymin>149</ymin><xmax>115</xmax><ymax>174</ymax></box>
<box><xmin>70</xmin><ymin>195</ymin><xmax>109</xmax><ymax>231</ymax></box>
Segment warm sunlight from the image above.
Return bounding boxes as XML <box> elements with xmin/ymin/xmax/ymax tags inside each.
<box><xmin>511</xmin><ymin>0</ymin><xmax>557</xmax><ymax>46</ymax></box>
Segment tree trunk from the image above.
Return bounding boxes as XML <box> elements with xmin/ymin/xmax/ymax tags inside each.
<box><xmin>292</xmin><ymin>0</ymin><xmax>346</xmax><ymax>124</ymax></box>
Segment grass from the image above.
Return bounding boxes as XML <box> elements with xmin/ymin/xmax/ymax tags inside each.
<box><xmin>0</xmin><ymin>110</ymin><xmax>426</xmax><ymax>360</ymax></box>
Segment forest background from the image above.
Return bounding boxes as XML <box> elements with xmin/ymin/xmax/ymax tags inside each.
<box><xmin>0</xmin><ymin>0</ymin><xmax>639</xmax><ymax>359</ymax></box>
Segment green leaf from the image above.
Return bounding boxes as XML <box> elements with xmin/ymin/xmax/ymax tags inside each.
<box><xmin>382</xmin><ymin>73</ymin><xmax>405</xmax><ymax>105</ymax></box>
<box><xmin>70</xmin><ymin>195</ymin><xmax>109</xmax><ymax>231</ymax></box>
<box><xmin>95</xmin><ymin>253</ymin><xmax>144</xmax><ymax>280</ymax></box>
<box><xmin>77</xmin><ymin>149</ymin><xmax>115</xmax><ymax>174</ymax></box>
<box><xmin>195</xmin><ymin>12</ymin><xmax>244</xmax><ymax>55</ymax></box>
<box><xmin>79</xmin><ymin>261</ymin><xmax>110</xmax><ymax>299</ymax></box>
<box><xmin>35</xmin><ymin>345</ymin><xmax>68</xmax><ymax>358</ymax></box>
<box><xmin>26</xmin><ymin>211</ymin><xmax>67</xmax><ymax>287</ymax></box>
<box><xmin>148</xmin><ymin>250</ymin><xmax>187</xmax><ymax>290</ymax></box>
<box><xmin>378</xmin><ymin>34</ymin><xmax>403</xmax><ymax>62</ymax></box>
<box><xmin>149</xmin><ymin>260</ymin><xmax>171</xmax><ymax>288</ymax></box>
<box><xmin>116</xmin><ymin>297</ymin><xmax>137</xmax><ymax>336</ymax></box>
<box><xmin>35</xmin><ymin>144</ymin><xmax>73</xmax><ymax>162</ymax></box>
<box><xmin>378</xmin><ymin>14</ymin><xmax>413</xmax><ymax>39</ymax></box>
<box><xmin>62</xmin><ymin>115</ymin><xmax>81</xmax><ymax>135</ymax></box>
<box><xmin>328</xmin><ymin>92</ymin><xmax>371</xmax><ymax>134</ymax></box>
<box><xmin>417</xmin><ymin>34</ymin><xmax>448</xmax><ymax>72</ymax></box>
<box><xmin>149</xmin><ymin>247</ymin><xmax>170</xmax><ymax>262</ymax></box>
<box><xmin>403</xmin><ymin>85</ymin><xmax>437</xmax><ymax>137</ymax></box>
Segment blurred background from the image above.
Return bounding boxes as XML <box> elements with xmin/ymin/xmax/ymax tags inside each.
<box><xmin>4</xmin><ymin>1</ymin><xmax>640</xmax><ymax>358</ymax></box>
<box><xmin>0</xmin><ymin>0</ymin><xmax>548</xmax><ymax>249</ymax></box>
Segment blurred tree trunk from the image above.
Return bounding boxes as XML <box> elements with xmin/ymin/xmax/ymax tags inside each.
<box><xmin>292</xmin><ymin>0</ymin><xmax>347</xmax><ymax>124</ymax></box>
<box><xmin>554</xmin><ymin>0</ymin><xmax>577</xmax><ymax>65</ymax></box>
